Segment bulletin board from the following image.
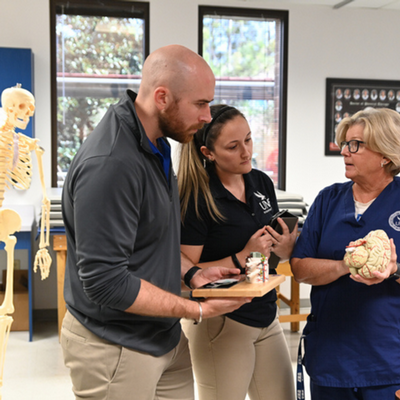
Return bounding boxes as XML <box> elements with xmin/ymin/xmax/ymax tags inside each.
<box><xmin>325</xmin><ymin>78</ymin><xmax>400</xmax><ymax>155</ymax></box>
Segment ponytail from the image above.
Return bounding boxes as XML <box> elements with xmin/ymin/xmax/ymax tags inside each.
<box><xmin>178</xmin><ymin>138</ymin><xmax>224</xmax><ymax>223</ymax></box>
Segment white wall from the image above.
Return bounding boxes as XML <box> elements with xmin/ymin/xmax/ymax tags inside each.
<box><xmin>286</xmin><ymin>4</ymin><xmax>400</xmax><ymax>204</ymax></box>
<box><xmin>1</xmin><ymin>0</ymin><xmax>400</xmax><ymax>307</ymax></box>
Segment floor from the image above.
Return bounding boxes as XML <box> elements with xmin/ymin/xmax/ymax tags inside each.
<box><xmin>2</xmin><ymin>310</ymin><xmax>310</xmax><ymax>400</ymax></box>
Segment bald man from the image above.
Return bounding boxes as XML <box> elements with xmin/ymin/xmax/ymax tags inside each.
<box><xmin>60</xmin><ymin>45</ymin><xmax>250</xmax><ymax>400</ymax></box>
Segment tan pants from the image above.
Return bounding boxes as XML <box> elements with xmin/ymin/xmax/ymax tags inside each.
<box><xmin>61</xmin><ymin>310</ymin><xmax>194</xmax><ymax>400</ymax></box>
<box><xmin>182</xmin><ymin>313</ymin><xmax>295</xmax><ymax>400</ymax></box>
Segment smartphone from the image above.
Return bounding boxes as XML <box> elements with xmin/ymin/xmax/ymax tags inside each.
<box><xmin>268</xmin><ymin>210</ymin><xmax>298</xmax><ymax>269</ymax></box>
<box><xmin>268</xmin><ymin>209</ymin><xmax>298</xmax><ymax>235</ymax></box>
<box><xmin>198</xmin><ymin>277</ymin><xmax>242</xmax><ymax>289</ymax></box>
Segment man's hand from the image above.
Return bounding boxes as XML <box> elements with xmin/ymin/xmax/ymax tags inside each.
<box><xmin>200</xmin><ymin>296</ymin><xmax>253</xmax><ymax>319</ymax></box>
<box><xmin>187</xmin><ymin>266</ymin><xmax>253</xmax><ymax>320</ymax></box>
<box><xmin>190</xmin><ymin>266</ymin><xmax>241</xmax><ymax>289</ymax></box>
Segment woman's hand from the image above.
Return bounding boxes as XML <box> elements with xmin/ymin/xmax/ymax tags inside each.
<box><xmin>240</xmin><ymin>226</ymin><xmax>273</xmax><ymax>259</ymax></box>
<box><xmin>350</xmin><ymin>239</ymin><xmax>398</xmax><ymax>285</ymax></box>
<box><xmin>265</xmin><ymin>217</ymin><xmax>298</xmax><ymax>260</ymax></box>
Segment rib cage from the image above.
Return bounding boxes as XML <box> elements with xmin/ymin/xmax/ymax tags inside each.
<box><xmin>0</xmin><ymin>132</ymin><xmax>33</xmax><ymax>208</ymax></box>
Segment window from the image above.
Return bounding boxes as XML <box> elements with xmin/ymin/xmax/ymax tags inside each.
<box><xmin>50</xmin><ymin>0</ymin><xmax>149</xmax><ymax>187</ymax></box>
<box><xmin>199</xmin><ymin>6</ymin><xmax>288</xmax><ymax>189</ymax></box>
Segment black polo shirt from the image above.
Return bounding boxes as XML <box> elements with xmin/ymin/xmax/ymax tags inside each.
<box><xmin>181</xmin><ymin>168</ymin><xmax>279</xmax><ymax>327</ymax></box>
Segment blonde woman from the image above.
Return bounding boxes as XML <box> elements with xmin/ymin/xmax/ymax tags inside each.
<box><xmin>291</xmin><ymin>107</ymin><xmax>400</xmax><ymax>399</ymax></box>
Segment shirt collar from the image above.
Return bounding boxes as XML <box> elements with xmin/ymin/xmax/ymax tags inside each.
<box><xmin>208</xmin><ymin>169</ymin><xmax>256</xmax><ymax>201</ymax></box>
<box><xmin>148</xmin><ymin>137</ymin><xmax>171</xmax><ymax>182</ymax></box>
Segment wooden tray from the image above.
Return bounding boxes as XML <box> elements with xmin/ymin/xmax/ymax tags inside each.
<box><xmin>192</xmin><ymin>274</ymin><xmax>285</xmax><ymax>297</ymax></box>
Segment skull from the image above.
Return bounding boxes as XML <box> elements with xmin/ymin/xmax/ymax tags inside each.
<box><xmin>1</xmin><ymin>84</ymin><xmax>35</xmax><ymax>130</ymax></box>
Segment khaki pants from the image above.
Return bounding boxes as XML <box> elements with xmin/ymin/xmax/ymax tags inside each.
<box><xmin>61</xmin><ymin>310</ymin><xmax>194</xmax><ymax>400</ymax></box>
<box><xmin>182</xmin><ymin>313</ymin><xmax>295</xmax><ymax>400</ymax></box>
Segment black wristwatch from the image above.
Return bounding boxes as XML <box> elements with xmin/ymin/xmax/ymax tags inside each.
<box><xmin>184</xmin><ymin>266</ymin><xmax>201</xmax><ymax>289</ymax></box>
<box><xmin>387</xmin><ymin>262</ymin><xmax>400</xmax><ymax>280</ymax></box>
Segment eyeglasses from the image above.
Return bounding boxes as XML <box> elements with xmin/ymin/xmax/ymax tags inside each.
<box><xmin>339</xmin><ymin>140</ymin><xmax>365</xmax><ymax>153</ymax></box>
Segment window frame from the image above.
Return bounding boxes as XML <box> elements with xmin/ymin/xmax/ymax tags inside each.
<box><xmin>49</xmin><ymin>0</ymin><xmax>149</xmax><ymax>187</ymax></box>
<box><xmin>198</xmin><ymin>5</ymin><xmax>289</xmax><ymax>190</ymax></box>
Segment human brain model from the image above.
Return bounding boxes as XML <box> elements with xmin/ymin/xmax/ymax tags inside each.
<box><xmin>245</xmin><ymin>252</ymin><xmax>268</xmax><ymax>283</ymax></box>
<box><xmin>344</xmin><ymin>229</ymin><xmax>391</xmax><ymax>278</ymax></box>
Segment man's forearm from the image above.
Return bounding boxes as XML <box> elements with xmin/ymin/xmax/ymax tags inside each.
<box><xmin>125</xmin><ymin>279</ymin><xmax>200</xmax><ymax>320</ymax></box>
<box><xmin>125</xmin><ymin>278</ymin><xmax>251</xmax><ymax>322</ymax></box>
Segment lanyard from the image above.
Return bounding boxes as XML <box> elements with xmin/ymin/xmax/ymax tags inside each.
<box><xmin>297</xmin><ymin>335</ymin><xmax>306</xmax><ymax>400</ymax></box>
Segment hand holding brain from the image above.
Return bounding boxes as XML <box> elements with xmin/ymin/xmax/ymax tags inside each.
<box><xmin>344</xmin><ymin>230</ymin><xmax>391</xmax><ymax>278</ymax></box>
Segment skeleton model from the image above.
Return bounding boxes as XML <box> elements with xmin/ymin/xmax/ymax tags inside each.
<box><xmin>0</xmin><ymin>84</ymin><xmax>52</xmax><ymax>398</ymax></box>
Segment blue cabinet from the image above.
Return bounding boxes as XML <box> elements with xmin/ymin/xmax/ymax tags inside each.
<box><xmin>0</xmin><ymin>47</ymin><xmax>34</xmax><ymax>138</ymax></box>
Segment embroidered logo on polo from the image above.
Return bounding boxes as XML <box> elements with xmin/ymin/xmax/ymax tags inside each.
<box><xmin>389</xmin><ymin>211</ymin><xmax>400</xmax><ymax>231</ymax></box>
<box><xmin>254</xmin><ymin>191</ymin><xmax>272</xmax><ymax>214</ymax></box>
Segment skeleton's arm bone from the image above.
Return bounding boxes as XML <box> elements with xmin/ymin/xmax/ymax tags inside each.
<box><xmin>33</xmin><ymin>143</ymin><xmax>52</xmax><ymax>279</ymax></box>
<box><xmin>17</xmin><ymin>134</ymin><xmax>50</xmax><ymax>246</ymax></box>
<box><xmin>17</xmin><ymin>134</ymin><xmax>52</xmax><ymax>279</ymax></box>
<box><xmin>34</xmin><ymin>145</ymin><xmax>50</xmax><ymax>248</ymax></box>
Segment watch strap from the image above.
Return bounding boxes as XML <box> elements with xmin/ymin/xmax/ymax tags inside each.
<box><xmin>231</xmin><ymin>254</ymin><xmax>245</xmax><ymax>274</ymax></box>
<box><xmin>184</xmin><ymin>266</ymin><xmax>201</xmax><ymax>289</ymax></box>
<box><xmin>387</xmin><ymin>262</ymin><xmax>400</xmax><ymax>280</ymax></box>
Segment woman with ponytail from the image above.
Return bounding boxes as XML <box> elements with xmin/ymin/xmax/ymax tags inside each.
<box><xmin>178</xmin><ymin>104</ymin><xmax>296</xmax><ymax>400</ymax></box>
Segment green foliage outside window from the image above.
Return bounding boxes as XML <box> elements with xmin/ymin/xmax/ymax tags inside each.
<box><xmin>203</xmin><ymin>17</ymin><xmax>276</xmax><ymax>80</ymax></box>
<box><xmin>56</xmin><ymin>14</ymin><xmax>144</xmax><ymax>176</ymax></box>
<box><xmin>56</xmin><ymin>10</ymin><xmax>283</xmax><ymax>188</ymax></box>
<box><xmin>202</xmin><ymin>14</ymin><xmax>281</xmax><ymax>185</ymax></box>
<box><xmin>56</xmin><ymin>15</ymin><xmax>143</xmax><ymax>75</ymax></box>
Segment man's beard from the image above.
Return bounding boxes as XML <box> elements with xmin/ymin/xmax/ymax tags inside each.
<box><xmin>158</xmin><ymin>104</ymin><xmax>204</xmax><ymax>144</ymax></box>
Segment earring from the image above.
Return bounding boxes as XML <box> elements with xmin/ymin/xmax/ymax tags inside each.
<box><xmin>203</xmin><ymin>158</ymin><xmax>206</xmax><ymax>168</ymax></box>
<box><xmin>381</xmin><ymin>160</ymin><xmax>388</xmax><ymax>167</ymax></box>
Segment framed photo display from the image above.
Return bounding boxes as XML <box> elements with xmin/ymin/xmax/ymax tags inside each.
<box><xmin>325</xmin><ymin>78</ymin><xmax>400</xmax><ymax>155</ymax></box>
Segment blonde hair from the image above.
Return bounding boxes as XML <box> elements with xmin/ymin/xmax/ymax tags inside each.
<box><xmin>336</xmin><ymin>107</ymin><xmax>400</xmax><ymax>176</ymax></box>
<box><xmin>178</xmin><ymin>104</ymin><xmax>245</xmax><ymax>222</ymax></box>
